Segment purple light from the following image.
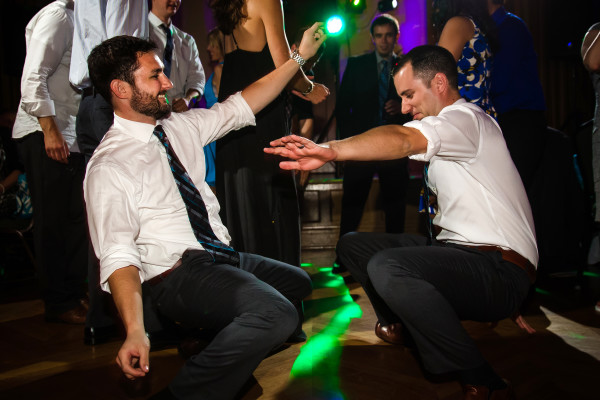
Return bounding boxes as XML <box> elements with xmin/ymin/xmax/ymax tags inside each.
<box><xmin>399</xmin><ymin>0</ymin><xmax>427</xmax><ymax>53</ymax></box>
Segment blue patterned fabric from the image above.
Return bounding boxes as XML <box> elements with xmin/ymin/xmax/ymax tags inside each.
<box><xmin>153</xmin><ymin>125</ymin><xmax>239</xmax><ymax>265</ymax></box>
<box><xmin>457</xmin><ymin>17</ymin><xmax>496</xmax><ymax>119</ymax></box>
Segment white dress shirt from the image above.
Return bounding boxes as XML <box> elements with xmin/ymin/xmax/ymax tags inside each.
<box><xmin>407</xmin><ymin>99</ymin><xmax>538</xmax><ymax>266</ymax></box>
<box><xmin>69</xmin><ymin>0</ymin><xmax>149</xmax><ymax>89</ymax></box>
<box><xmin>84</xmin><ymin>92</ymin><xmax>255</xmax><ymax>292</ymax></box>
<box><xmin>148</xmin><ymin>12</ymin><xmax>205</xmax><ymax>99</ymax></box>
<box><xmin>12</xmin><ymin>0</ymin><xmax>80</xmax><ymax>151</ymax></box>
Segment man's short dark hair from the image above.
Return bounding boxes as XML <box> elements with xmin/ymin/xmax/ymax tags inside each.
<box><xmin>370</xmin><ymin>13</ymin><xmax>399</xmax><ymax>36</ymax></box>
<box><xmin>88</xmin><ymin>36</ymin><xmax>157</xmax><ymax>103</ymax></box>
<box><xmin>392</xmin><ymin>45</ymin><xmax>458</xmax><ymax>89</ymax></box>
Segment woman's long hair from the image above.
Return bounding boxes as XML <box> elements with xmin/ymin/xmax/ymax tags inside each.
<box><xmin>209</xmin><ymin>0</ymin><xmax>247</xmax><ymax>35</ymax></box>
<box><xmin>432</xmin><ymin>0</ymin><xmax>499</xmax><ymax>52</ymax></box>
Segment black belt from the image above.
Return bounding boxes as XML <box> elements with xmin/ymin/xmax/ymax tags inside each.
<box><xmin>454</xmin><ymin>243</ymin><xmax>537</xmax><ymax>283</ymax></box>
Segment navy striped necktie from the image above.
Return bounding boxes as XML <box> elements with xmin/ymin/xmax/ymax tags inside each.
<box><xmin>160</xmin><ymin>24</ymin><xmax>173</xmax><ymax>78</ymax></box>
<box><xmin>153</xmin><ymin>125</ymin><xmax>239</xmax><ymax>265</ymax></box>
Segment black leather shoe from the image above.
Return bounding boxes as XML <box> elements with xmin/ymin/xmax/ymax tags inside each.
<box><xmin>331</xmin><ymin>260</ymin><xmax>347</xmax><ymax>274</ymax></box>
<box><xmin>463</xmin><ymin>379</ymin><xmax>515</xmax><ymax>400</ymax></box>
<box><xmin>374</xmin><ymin>321</ymin><xmax>404</xmax><ymax>345</ymax></box>
<box><xmin>286</xmin><ymin>329</ymin><xmax>307</xmax><ymax>343</ymax></box>
<box><xmin>84</xmin><ymin>324</ymin><xmax>121</xmax><ymax>346</ymax></box>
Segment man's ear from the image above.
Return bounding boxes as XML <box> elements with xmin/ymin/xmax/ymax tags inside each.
<box><xmin>432</xmin><ymin>72</ymin><xmax>448</xmax><ymax>94</ymax></box>
<box><xmin>110</xmin><ymin>79</ymin><xmax>131</xmax><ymax>100</ymax></box>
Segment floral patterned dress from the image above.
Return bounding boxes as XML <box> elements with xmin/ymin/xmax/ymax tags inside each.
<box><xmin>457</xmin><ymin>17</ymin><xmax>496</xmax><ymax>119</ymax></box>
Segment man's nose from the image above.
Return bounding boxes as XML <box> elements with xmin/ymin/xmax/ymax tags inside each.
<box><xmin>161</xmin><ymin>74</ymin><xmax>173</xmax><ymax>90</ymax></box>
<box><xmin>401</xmin><ymin>101</ymin><xmax>411</xmax><ymax>114</ymax></box>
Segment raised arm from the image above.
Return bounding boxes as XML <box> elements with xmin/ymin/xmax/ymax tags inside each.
<box><xmin>582</xmin><ymin>26</ymin><xmax>600</xmax><ymax>72</ymax></box>
<box><xmin>437</xmin><ymin>16</ymin><xmax>474</xmax><ymax>61</ymax></box>
<box><xmin>257</xmin><ymin>0</ymin><xmax>329</xmax><ymax>103</ymax></box>
<box><xmin>241</xmin><ymin>23</ymin><xmax>326</xmax><ymax>114</ymax></box>
<box><xmin>264</xmin><ymin>124</ymin><xmax>428</xmax><ymax>170</ymax></box>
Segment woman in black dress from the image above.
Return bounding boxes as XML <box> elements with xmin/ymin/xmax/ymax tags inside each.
<box><xmin>210</xmin><ymin>0</ymin><xmax>329</xmax><ymax>267</ymax></box>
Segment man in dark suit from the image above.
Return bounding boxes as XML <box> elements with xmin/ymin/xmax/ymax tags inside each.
<box><xmin>335</xmin><ymin>14</ymin><xmax>411</xmax><ymax>272</ymax></box>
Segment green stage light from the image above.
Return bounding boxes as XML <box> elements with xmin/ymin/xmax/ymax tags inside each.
<box><xmin>346</xmin><ymin>0</ymin><xmax>366</xmax><ymax>13</ymax></box>
<box><xmin>326</xmin><ymin>15</ymin><xmax>344</xmax><ymax>36</ymax></box>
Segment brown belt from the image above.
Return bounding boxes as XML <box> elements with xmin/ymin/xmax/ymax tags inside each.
<box><xmin>455</xmin><ymin>244</ymin><xmax>537</xmax><ymax>283</ymax></box>
<box><xmin>146</xmin><ymin>258</ymin><xmax>183</xmax><ymax>286</ymax></box>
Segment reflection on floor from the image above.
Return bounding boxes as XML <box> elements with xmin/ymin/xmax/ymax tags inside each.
<box><xmin>1</xmin><ymin>250</ymin><xmax>600</xmax><ymax>399</ymax></box>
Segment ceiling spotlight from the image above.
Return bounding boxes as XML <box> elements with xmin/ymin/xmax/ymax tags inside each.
<box><xmin>378</xmin><ymin>0</ymin><xmax>398</xmax><ymax>13</ymax></box>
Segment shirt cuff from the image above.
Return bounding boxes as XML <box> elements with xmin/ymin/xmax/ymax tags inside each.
<box><xmin>20</xmin><ymin>99</ymin><xmax>56</xmax><ymax>118</ymax></box>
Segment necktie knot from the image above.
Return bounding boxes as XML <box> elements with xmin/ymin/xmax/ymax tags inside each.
<box><xmin>160</xmin><ymin>24</ymin><xmax>171</xmax><ymax>37</ymax></box>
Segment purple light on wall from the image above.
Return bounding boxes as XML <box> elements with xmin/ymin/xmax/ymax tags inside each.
<box><xmin>399</xmin><ymin>0</ymin><xmax>427</xmax><ymax>52</ymax></box>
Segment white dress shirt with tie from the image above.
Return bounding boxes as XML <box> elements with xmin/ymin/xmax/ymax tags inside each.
<box><xmin>148</xmin><ymin>11</ymin><xmax>205</xmax><ymax>99</ymax></box>
<box><xmin>84</xmin><ymin>92</ymin><xmax>255</xmax><ymax>292</ymax></box>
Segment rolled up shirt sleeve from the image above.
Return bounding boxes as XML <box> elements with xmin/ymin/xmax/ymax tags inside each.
<box><xmin>84</xmin><ymin>162</ymin><xmax>144</xmax><ymax>292</ymax></box>
<box><xmin>406</xmin><ymin>102</ymin><xmax>481</xmax><ymax>163</ymax></box>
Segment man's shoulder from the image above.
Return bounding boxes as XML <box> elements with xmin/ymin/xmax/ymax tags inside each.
<box><xmin>34</xmin><ymin>0</ymin><xmax>72</xmax><ymax>22</ymax></box>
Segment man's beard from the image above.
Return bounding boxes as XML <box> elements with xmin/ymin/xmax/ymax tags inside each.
<box><xmin>131</xmin><ymin>86</ymin><xmax>172</xmax><ymax>120</ymax></box>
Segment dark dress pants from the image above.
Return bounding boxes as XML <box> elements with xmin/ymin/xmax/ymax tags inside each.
<box><xmin>16</xmin><ymin>132</ymin><xmax>88</xmax><ymax>316</ymax></box>
<box><xmin>339</xmin><ymin>158</ymin><xmax>408</xmax><ymax>238</ymax></box>
<box><xmin>143</xmin><ymin>251</ymin><xmax>312</xmax><ymax>400</ymax></box>
<box><xmin>77</xmin><ymin>93</ymin><xmax>116</xmax><ymax>329</ymax></box>
<box><xmin>337</xmin><ymin>232</ymin><xmax>531</xmax><ymax>374</ymax></box>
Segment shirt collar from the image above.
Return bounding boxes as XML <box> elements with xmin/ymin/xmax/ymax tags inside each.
<box><xmin>149</xmin><ymin>11</ymin><xmax>172</xmax><ymax>31</ymax></box>
<box><xmin>375</xmin><ymin>52</ymin><xmax>396</xmax><ymax>65</ymax></box>
<box><xmin>113</xmin><ymin>113</ymin><xmax>159</xmax><ymax>144</ymax></box>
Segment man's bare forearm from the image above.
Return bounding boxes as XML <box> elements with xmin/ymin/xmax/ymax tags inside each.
<box><xmin>329</xmin><ymin>124</ymin><xmax>427</xmax><ymax>162</ymax></box>
<box><xmin>107</xmin><ymin>266</ymin><xmax>145</xmax><ymax>335</ymax></box>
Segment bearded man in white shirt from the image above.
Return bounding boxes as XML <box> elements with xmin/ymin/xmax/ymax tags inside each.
<box><xmin>84</xmin><ymin>27</ymin><xmax>325</xmax><ymax>399</ymax></box>
<box><xmin>12</xmin><ymin>0</ymin><xmax>89</xmax><ymax>325</ymax></box>
<box><xmin>148</xmin><ymin>0</ymin><xmax>205</xmax><ymax>113</ymax></box>
<box><xmin>266</xmin><ymin>45</ymin><xmax>537</xmax><ymax>400</ymax></box>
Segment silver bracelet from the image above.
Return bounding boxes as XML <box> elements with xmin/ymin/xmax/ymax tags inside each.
<box><xmin>301</xmin><ymin>80</ymin><xmax>314</xmax><ymax>95</ymax></box>
<box><xmin>290</xmin><ymin>49</ymin><xmax>306</xmax><ymax>67</ymax></box>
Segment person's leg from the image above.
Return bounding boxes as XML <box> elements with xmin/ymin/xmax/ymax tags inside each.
<box><xmin>16</xmin><ymin>132</ymin><xmax>86</xmax><ymax>319</ymax></box>
<box><xmin>377</xmin><ymin>158</ymin><xmax>409</xmax><ymax>234</ymax></box>
<box><xmin>77</xmin><ymin>94</ymin><xmax>119</xmax><ymax>339</ymax></box>
<box><xmin>367</xmin><ymin>244</ymin><xmax>530</xmax><ymax>385</ymax></box>
<box><xmin>337</xmin><ymin>232</ymin><xmax>428</xmax><ymax>325</ymax></box>
<box><xmin>339</xmin><ymin>162</ymin><xmax>376</xmax><ymax>238</ymax></box>
<box><xmin>149</xmin><ymin>252</ymin><xmax>308</xmax><ymax>400</ymax></box>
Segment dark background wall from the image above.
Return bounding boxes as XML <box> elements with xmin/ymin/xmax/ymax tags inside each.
<box><xmin>1</xmin><ymin>0</ymin><xmax>598</xmax><ymax>136</ymax></box>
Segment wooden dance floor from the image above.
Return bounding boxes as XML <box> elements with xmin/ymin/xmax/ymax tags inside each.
<box><xmin>1</xmin><ymin>249</ymin><xmax>599</xmax><ymax>399</ymax></box>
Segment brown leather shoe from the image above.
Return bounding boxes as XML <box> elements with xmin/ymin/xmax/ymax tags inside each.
<box><xmin>47</xmin><ymin>304</ymin><xmax>87</xmax><ymax>324</ymax></box>
<box><xmin>463</xmin><ymin>379</ymin><xmax>516</xmax><ymax>400</ymax></box>
<box><xmin>374</xmin><ymin>321</ymin><xmax>404</xmax><ymax>345</ymax></box>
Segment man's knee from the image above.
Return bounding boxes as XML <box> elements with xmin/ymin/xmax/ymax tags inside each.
<box><xmin>249</xmin><ymin>299</ymin><xmax>298</xmax><ymax>342</ymax></box>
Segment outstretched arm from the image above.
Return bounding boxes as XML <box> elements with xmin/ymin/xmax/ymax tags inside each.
<box><xmin>264</xmin><ymin>124</ymin><xmax>427</xmax><ymax>170</ymax></box>
<box><xmin>241</xmin><ymin>22</ymin><xmax>326</xmax><ymax>114</ymax></box>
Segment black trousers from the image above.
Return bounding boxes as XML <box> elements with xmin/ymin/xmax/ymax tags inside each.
<box><xmin>76</xmin><ymin>93</ymin><xmax>116</xmax><ymax>329</ymax></box>
<box><xmin>16</xmin><ymin>131</ymin><xmax>88</xmax><ymax>316</ymax></box>
<box><xmin>143</xmin><ymin>251</ymin><xmax>312</xmax><ymax>400</ymax></box>
<box><xmin>339</xmin><ymin>159</ymin><xmax>408</xmax><ymax>238</ymax></box>
<box><xmin>337</xmin><ymin>232</ymin><xmax>531</xmax><ymax>374</ymax></box>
